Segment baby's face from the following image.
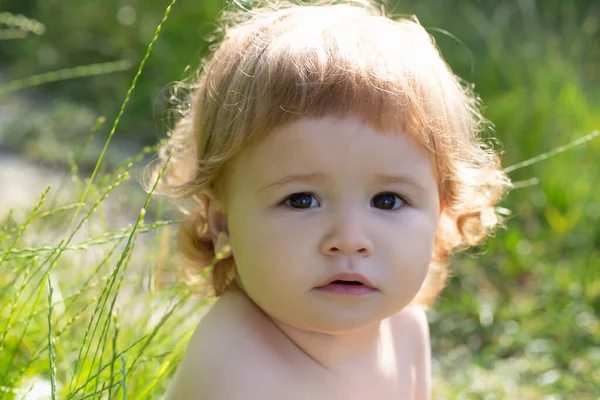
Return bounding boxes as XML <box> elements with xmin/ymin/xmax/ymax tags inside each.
<box><xmin>223</xmin><ymin>115</ymin><xmax>440</xmax><ymax>333</ymax></box>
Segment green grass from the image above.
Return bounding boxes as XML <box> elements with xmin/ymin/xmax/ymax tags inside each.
<box><xmin>1</xmin><ymin>0</ymin><xmax>600</xmax><ymax>399</ymax></box>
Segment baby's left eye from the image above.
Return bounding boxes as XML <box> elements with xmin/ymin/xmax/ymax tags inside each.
<box><xmin>371</xmin><ymin>192</ymin><xmax>407</xmax><ymax>210</ymax></box>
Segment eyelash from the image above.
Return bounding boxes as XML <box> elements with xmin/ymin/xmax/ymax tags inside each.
<box><xmin>279</xmin><ymin>192</ymin><xmax>411</xmax><ymax>211</ymax></box>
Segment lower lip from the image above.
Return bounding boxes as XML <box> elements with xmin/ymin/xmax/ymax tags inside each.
<box><xmin>314</xmin><ymin>283</ymin><xmax>378</xmax><ymax>296</ymax></box>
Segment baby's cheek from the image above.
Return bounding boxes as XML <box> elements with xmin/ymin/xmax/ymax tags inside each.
<box><xmin>401</xmin><ymin>214</ymin><xmax>438</xmax><ymax>254</ymax></box>
<box><xmin>240</xmin><ymin>219</ymin><xmax>296</xmax><ymax>257</ymax></box>
<box><xmin>230</xmin><ymin>217</ymin><xmax>295</xmax><ymax>273</ymax></box>
<box><xmin>389</xmin><ymin>224</ymin><xmax>436</xmax><ymax>280</ymax></box>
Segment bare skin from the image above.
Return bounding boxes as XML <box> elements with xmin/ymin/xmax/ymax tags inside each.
<box><xmin>164</xmin><ymin>282</ymin><xmax>431</xmax><ymax>400</ymax></box>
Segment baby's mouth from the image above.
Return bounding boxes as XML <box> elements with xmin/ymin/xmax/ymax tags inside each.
<box><xmin>314</xmin><ymin>279</ymin><xmax>378</xmax><ymax>296</ymax></box>
<box><xmin>315</xmin><ymin>272</ymin><xmax>377</xmax><ymax>290</ymax></box>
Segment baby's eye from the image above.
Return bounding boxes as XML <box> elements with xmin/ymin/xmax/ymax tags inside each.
<box><xmin>281</xmin><ymin>192</ymin><xmax>408</xmax><ymax>211</ymax></box>
<box><xmin>283</xmin><ymin>192</ymin><xmax>319</xmax><ymax>209</ymax></box>
<box><xmin>371</xmin><ymin>192</ymin><xmax>407</xmax><ymax>210</ymax></box>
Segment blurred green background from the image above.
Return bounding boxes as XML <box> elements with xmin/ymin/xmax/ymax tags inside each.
<box><xmin>1</xmin><ymin>0</ymin><xmax>599</xmax><ymax>398</ymax></box>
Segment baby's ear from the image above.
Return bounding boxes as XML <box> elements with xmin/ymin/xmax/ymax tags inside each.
<box><xmin>200</xmin><ymin>188</ymin><xmax>230</xmax><ymax>244</ymax></box>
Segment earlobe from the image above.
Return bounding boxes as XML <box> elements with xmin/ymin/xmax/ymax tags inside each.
<box><xmin>201</xmin><ymin>188</ymin><xmax>231</xmax><ymax>254</ymax></box>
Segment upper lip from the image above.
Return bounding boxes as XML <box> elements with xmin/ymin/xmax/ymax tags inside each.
<box><xmin>316</xmin><ymin>272</ymin><xmax>377</xmax><ymax>289</ymax></box>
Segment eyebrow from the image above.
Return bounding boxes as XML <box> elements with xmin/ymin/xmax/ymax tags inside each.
<box><xmin>259</xmin><ymin>173</ymin><xmax>426</xmax><ymax>193</ymax></box>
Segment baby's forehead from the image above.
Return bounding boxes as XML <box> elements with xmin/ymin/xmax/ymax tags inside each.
<box><xmin>229</xmin><ymin>116</ymin><xmax>439</xmax><ymax>187</ymax></box>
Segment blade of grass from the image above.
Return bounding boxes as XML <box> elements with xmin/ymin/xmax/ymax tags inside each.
<box><xmin>0</xmin><ymin>60</ymin><xmax>133</xmax><ymax>96</ymax></box>
<box><xmin>132</xmin><ymin>316</ymin><xmax>201</xmax><ymax>400</ymax></box>
<box><xmin>0</xmin><ymin>208</ymin><xmax>15</xmax><ymax>238</ymax></box>
<box><xmin>0</xmin><ymin>220</ymin><xmax>176</xmax><ymax>259</ymax></box>
<box><xmin>511</xmin><ymin>177</ymin><xmax>540</xmax><ymax>189</ymax></box>
<box><xmin>0</xmin><ymin>264</ymin><xmax>32</xmax><ymax>354</ymax></box>
<box><xmin>503</xmin><ymin>130</ymin><xmax>599</xmax><ymax>174</ymax></box>
<box><xmin>78</xmin><ymin>382</ymin><xmax>122</xmax><ymax>400</ymax></box>
<box><xmin>0</xmin><ymin>270</ymin><xmax>49</xmax><ymax>387</ymax></box>
<box><xmin>96</xmin><ymin>143</ymin><xmax>159</xmax><ymax>189</ymax></box>
<box><xmin>108</xmin><ymin>309</ymin><xmax>120</xmax><ymax>400</ymax></box>
<box><xmin>121</xmin><ymin>353</ymin><xmax>128</xmax><ymax>400</ymax></box>
<box><xmin>0</xmin><ymin>187</ymin><xmax>50</xmax><ymax>269</ymax></box>
<box><xmin>126</xmin><ymin>293</ymin><xmax>192</xmax><ymax>377</ymax></box>
<box><xmin>67</xmin><ymin>336</ymin><xmax>147</xmax><ymax>398</ymax></box>
<box><xmin>0</xmin><ymin>12</ymin><xmax>45</xmax><ymax>35</ymax></box>
<box><xmin>2</xmin><ymin>203</ymin><xmax>86</xmax><ymax>239</ymax></box>
<box><xmin>47</xmin><ymin>116</ymin><xmax>106</xmax><ymax>210</ymax></box>
<box><xmin>47</xmin><ymin>273</ymin><xmax>57</xmax><ymax>400</ymax></box>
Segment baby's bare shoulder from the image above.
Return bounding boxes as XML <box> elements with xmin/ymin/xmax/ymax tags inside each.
<box><xmin>163</xmin><ymin>294</ymin><xmax>290</xmax><ymax>400</ymax></box>
<box><xmin>394</xmin><ymin>305</ymin><xmax>429</xmax><ymax>333</ymax></box>
<box><xmin>392</xmin><ymin>306</ymin><xmax>431</xmax><ymax>400</ymax></box>
<box><xmin>391</xmin><ymin>306</ymin><xmax>430</xmax><ymax>369</ymax></box>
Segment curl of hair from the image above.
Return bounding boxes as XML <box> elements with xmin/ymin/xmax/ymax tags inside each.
<box><xmin>148</xmin><ymin>0</ymin><xmax>513</xmax><ymax>306</ymax></box>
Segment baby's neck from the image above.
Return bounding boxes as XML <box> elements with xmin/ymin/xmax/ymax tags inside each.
<box><xmin>227</xmin><ymin>283</ymin><xmax>394</xmax><ymax>378</ymax></box>
<box><xmin>271</xmin><ymin>313</ymin><xmax>391</xmax><ymax>376</ymax></box>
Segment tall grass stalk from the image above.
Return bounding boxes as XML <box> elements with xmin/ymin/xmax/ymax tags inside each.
<box><xmin>0</xmin><ymin>61</ymin><xmax>133</xmax><ymax>96</ymax></box>
<box><xmin>503</xmin><ymin>130</ymin><xmax>599</xmax><ymax>173</ymax></box>
<box><xmin>0</xmin><ymin>12</ymin><xmax>45</xmax><ymax>36</ymax></box>
<box><xmin>0</xmin><ymin>264</ymin><xmax>48</xmax><ymax>387</ymax></box>
<box><xmin>1</xmin><ymin>220</ymin><xmax>176</xmax><ymax>259</ymax></box>
<box><xmin>48</xmin><ymin>116</ymin><xmax>106</xmax><ymax>209</ymax></box>
<box><xmin>108</xmin><ymin>309</ymin><xmax>120</xmax><ymax>400</ymax></box>
<box><xmin>0</xmin><ymin>187</ymin><xmax>50</xmax><ymax>269</ymax></box>
<box><xmin>46</xmin><ymin>275</ymin><xmax>57</xmax><ymax>399</ymax></box>
<box><xmin>0</xmin><ymin>267</ymin><xmax>30</xmax><ymax>354</ymax></box>
<box><xmin>120</xmin><ymin>354</ymin><xmax>128</xmax><ymax>400</ymax></box>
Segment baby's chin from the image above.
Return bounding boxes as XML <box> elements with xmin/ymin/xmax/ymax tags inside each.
<box><xmin>265</xmin><ymin>298</ymin><xmax>404</xmax><ymax>335</ymax></box>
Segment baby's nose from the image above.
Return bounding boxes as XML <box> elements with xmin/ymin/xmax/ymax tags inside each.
<box><xmin>320</xmin><ymin>215</ymin><xmax>374</xmax><ymax>256</ymax></box>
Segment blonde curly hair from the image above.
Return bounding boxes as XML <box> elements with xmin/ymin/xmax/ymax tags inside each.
<box><xmin>151</xmin><ymin>0</ymin><xmax>512</xmax><ymax>308</ymax></box>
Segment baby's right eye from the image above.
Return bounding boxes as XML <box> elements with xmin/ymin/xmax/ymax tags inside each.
<box><xmin>282</xmin><ymin>192</ymin><xmax>320</xmax><ymax>209</ymax></box>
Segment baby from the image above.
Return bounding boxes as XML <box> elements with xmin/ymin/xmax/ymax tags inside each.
<box><xmin>157</xmin><ymin>0</ymin><xmax>512</xmax><ymax>398</ymax></box>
